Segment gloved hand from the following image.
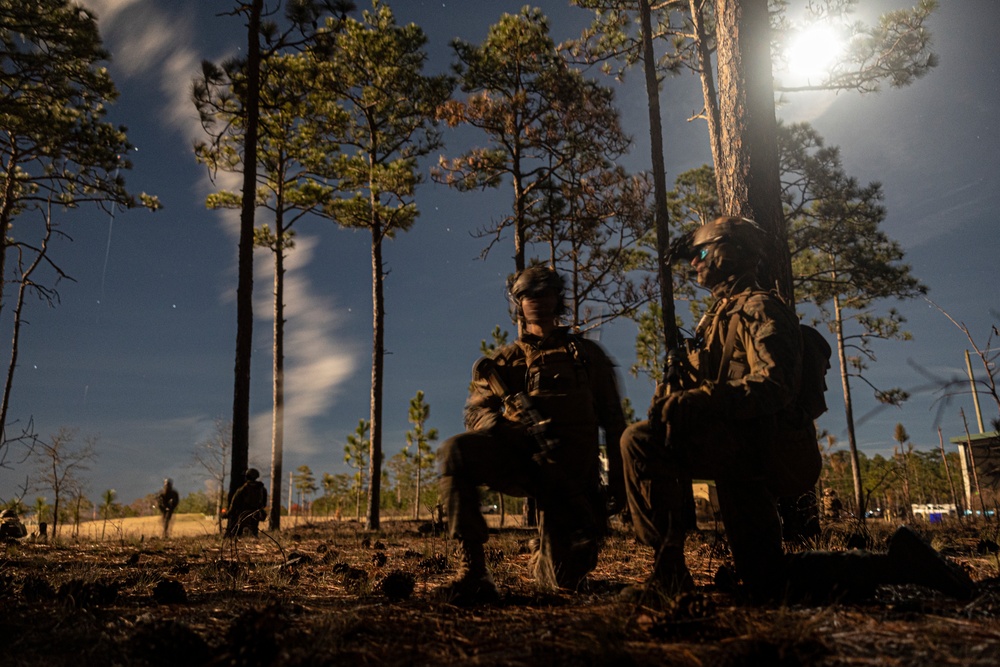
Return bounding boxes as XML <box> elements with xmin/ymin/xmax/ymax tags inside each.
<box><xmin>659</xmin><ymin>386</ymin><xmax>718</xmax><ymax>429</ymax></box>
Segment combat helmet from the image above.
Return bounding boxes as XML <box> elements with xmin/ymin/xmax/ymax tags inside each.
<box><xmin>692</xmin><ymin>216</ymin><xmax>767</xmax><ymax>258</ymax></box>
<box><xmin>245</xmin><ymin>468</ymin><xmax>260</xmax><ymax>481</ymax></box>
<box><xmin>688</xmin><ymin>216</ymin><xmax>770</xmax><ymax>278</ymax></box>
<box><xmin>1</xmin><ymin>508</ymin><xmax>16</xmax><ymax>519</ymax></box>
<box><xmin>507</xmin><ymin>265</ymin><xmax>567</xmax><ymax>319</ymax></box>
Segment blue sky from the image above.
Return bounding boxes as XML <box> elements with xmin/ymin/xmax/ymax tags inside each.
<box><xmin>1</xmin><ymin>0</ymin><xmax>997</xmax><ymax>506</ymax></box>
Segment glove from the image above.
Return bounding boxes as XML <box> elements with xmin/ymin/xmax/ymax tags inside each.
<box><xmin>660</xmin><ymin>386</ymin><xmax>718</xmax><ymax>430</ymax></box>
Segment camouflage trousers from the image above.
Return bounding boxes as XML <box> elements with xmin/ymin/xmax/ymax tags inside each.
<box><xmin>160</xmin><ymin>510</ymin><xmax>174</xmax><ymax>538</ymax></box>
<box><xmin>438</xmin><ymin>427</ymin><xmax>603</xmax><ymax>591</ymax></box>
<box><xmin>622</xmin><ymin>420</ymin><xmax>894</xmax><ymax>601</ymax></box>
<box><xmin>621</xmin><ymin>419</ymin><xmax>785</xmax><ymax>594</ymax></box>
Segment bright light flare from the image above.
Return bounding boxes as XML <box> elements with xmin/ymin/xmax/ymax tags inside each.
<box><xmin>786</xmin><ymin>25</ymin><xmax>844</xmax><ymax>81</ymax></box>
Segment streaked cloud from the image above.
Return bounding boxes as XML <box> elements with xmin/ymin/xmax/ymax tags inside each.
<box><xmin>85</xmin><ymin>0</ymin><xmax>360</xmax><ymax>461</ymax></box>
<box><xmin>251</xmin><ymin>235</ymin><xmax>359</xmax><ymax>457</ymax></box>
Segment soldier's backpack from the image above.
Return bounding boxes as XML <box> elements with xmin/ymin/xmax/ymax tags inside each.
<box><xmin>718</xmin><ymin>295</ymin><xmax>832</xmax><ymax>496</ymax></box>
<box><xmin>718</xmin><ymin>296</ymin><xmax>832</xmax><ymax>422</ymax></box>
<box><xmin>769</xmin><ymin>320</ymin><xmax>831</xmax><ymax>496</ymax></box>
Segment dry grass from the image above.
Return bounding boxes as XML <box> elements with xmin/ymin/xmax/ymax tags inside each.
<box><xmin>1</xmin><ymin>516</ymin><xmax>998</xmax><ymax>666</ymax></box>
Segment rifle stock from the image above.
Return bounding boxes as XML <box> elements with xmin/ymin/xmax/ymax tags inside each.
<box><xmin>660</xmin><ymin>336</ymin><xmax>697</xmax><ymax>531</ymax></box>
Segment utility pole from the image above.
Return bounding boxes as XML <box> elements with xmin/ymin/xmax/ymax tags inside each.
<box><xmin>965</xmin><ymin>350</ymin><xmax>986</xmax><ymax>432</ymax></box>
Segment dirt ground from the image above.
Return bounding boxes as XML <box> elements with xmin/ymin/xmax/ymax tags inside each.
<box><xmin>1</xmin><ymin>516</ymin><xmax>998</xmax><ymax>666</ymax></box>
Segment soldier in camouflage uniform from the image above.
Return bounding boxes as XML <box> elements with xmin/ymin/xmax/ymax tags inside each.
<box><xmin>225</xmin><ymin>468</ymin><xmax>268</xmax><ymax>538</ymax></box>
<box><xmin>821</xmin><ymin>488</ymin><xmax>843</xmax><ymax>522</ymax></box>
<box><xmin>157</xmin><ymin>478</ymin><xmax>180</xmax><ymax>538</ymax></box>
<box><xmin>622</xmin><ymin>216</ymin><xmax>976</xmax><ymax>603</ymax></box>
<box><xmin>438</xmin><ymin>266</ymin><xmax>627</xmax><ymax>602</ymax></box>
<box><xmin>0</xmin><ymin>508</ymin><xmax>28</xmax><ymax>542</ymax></box>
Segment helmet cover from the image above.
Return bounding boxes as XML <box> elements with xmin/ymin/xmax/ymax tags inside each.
<box><xmin>507</xmin><ymin>266</ymin><xmax>566</xmax><ymax>319</ymax></box>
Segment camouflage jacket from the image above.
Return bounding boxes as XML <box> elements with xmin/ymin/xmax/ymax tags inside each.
<box><xmin>158</xmin><ymin>489</ymin><xmax>179</xmax><ymax>513</ymax></box>
<box><xmin>229</xmin><ymin>480</ymin><xmax>267</xmax><ymax>516</ymax></box>
<box><xmin>464</xmin><ymin>327</ymin><xmax>627</xmax><ymax>495</ymax></box>
<box><xmin>0</xmin><ymin>517</ymin><xmax>27</xmax><ymax>540</ymax></box>
<box><xmin>691</xmin><ymin>280</ymin><xmax>802</xmax><ymax>423</ymax></box>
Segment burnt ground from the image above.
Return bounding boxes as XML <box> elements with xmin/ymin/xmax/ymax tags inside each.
<box><xmin>1</xmin><ymin>518</ymin><xmax>999</xmax><ymax>666</ymax></box>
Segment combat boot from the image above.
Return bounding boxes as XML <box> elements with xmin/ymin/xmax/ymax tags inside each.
<box><xmin>887</xmin><ymin>525</ymin><xmax>977</xmax><ymax>600</ymax></box>
<box><xmin>619</xmin><ymin>543</ymin><xmax>693</xmax><ymax>606</ymax></box>
<box><xmin>438</xmin><ymin>541</ymin><xmax>500</xmax><ymax>605</ymax></box>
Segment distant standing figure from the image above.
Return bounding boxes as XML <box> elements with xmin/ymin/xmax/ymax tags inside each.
<box><xmin>157</xmin><ymin>478</ymin><xmax>180</xmax><ymax>538</ymax></box>
<box><xmin>226</xmin><ymin>468</ymin><xmax>268</xmax><ymax>537</ymax></box>
<box><xmin>822</xmin><ymin>488</ymin><xmax>843</xmax><ymax>522</ymax></box>
<box><xmin>0</xmin><ymin>508</ymin><xmax>28</xmax><ymax>542</ymax></box>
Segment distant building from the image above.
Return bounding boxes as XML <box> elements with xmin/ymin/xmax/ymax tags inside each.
<box><xmin>949</xmin><ymin>431</ymin><xmax>1000</xmax><ymax>510</ymax></box>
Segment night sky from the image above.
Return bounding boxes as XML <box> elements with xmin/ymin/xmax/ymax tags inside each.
<box><xmin>2</xmin><ymin>0</ymin><xmax>997</xmax><ymax>507</ymax></box>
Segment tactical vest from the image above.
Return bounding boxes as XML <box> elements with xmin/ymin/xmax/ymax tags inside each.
<box><xmin>238</xmin><ymin>481</ymin><xmax>266</xmax><ymax>510</ymax></box>
<box><xmin>497</xmin><ymin>336</ymin><xmax>601</xmax><ymax>451</ymax></box>
<box><xmin>695</xmin><ymin>289</ymin><xmax>822</xmax><ymax>495</ymax></box>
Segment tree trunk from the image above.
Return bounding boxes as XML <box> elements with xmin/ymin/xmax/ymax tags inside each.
<box><xmin>833</xmin><ymin>291</ymin><xmax>865</xmax><ymax>517</ymax></box>
<box><xmin>413</xmin><ymin>450</ymin><xmax>422</xmax><ymax>521</ymax></box>
<box><xmin>512</xmin><ymin>149</ymin><xmax>526</xmax><ymax>274</ymax></box>
<box><xmin>356</xmin><ymin>481</ymin><xmax>362</xmax><ymax>521</ymax></box>
<box><xmin>2</xmin><ymin>205</ymin><xmax>52</xmax><ymax>440</ymax></box>
<box><xmin>938</xmin><ymin>428</ymin><xmax>963</xmax><ymax>520</ymax></box>
<box><xmin>227</xmin><ymin>0</ymin><xmax>261</xmax><ymax>534</ymax></box>
<box><xmin>713</xmin><ymin>0</ymin><xmax>791</xmax><ymax>299</ymax></box>
<box><xmin>689</xmin><ymin>0</ymin><xmax>724</xmax><ymax>206</ymax></box>
<box><xmin>51</xmin><ymin>493</ymin><xmax>60</xmax><ymax>540</ymax></box>
<box><xmin>639</xmin><ymin>0</ymin><xmax>678</xmax><ymax>350</ymax></box>
<box><xmin>367</xmin><ymin>224</ymin><xmax>384</xmax><ymax>531</ymax></box>
<box><xmin>269</xmin><ymin>216</ymin><xmax>286</xmax><ymax>531</ymax></box>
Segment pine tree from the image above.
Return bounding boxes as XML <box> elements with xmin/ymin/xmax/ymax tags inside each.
<box><xmin>783</xmin><ymin>122</ymin><xmax>926</xmax><ymax>516</ymax></box>
<box><xmin>313</xmin><ymin>1</ymin><xmax>451</xmax><ymax>530</ymax></box>
<box><xmin>403</xmin><ymin>392</ymin><xmax>438</xmax><ymax>520</ymax></box>
<box><xmin>0</xmin><ymin>0</ymin><xmax>159</xmax><ymax>443</ymax></box>
<box><xmin>344</xmin><ymin>419</ymin><xmax>370</xmax><ymax>521</ymax></box>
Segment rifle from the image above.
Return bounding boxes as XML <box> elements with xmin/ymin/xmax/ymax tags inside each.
<box><xmin>471</xmin><ymin>355</ymin><xmax>607</xmax><ymax>533</ymax></box>
<box><xmin>652</xmin><ymin>232</ymin><xmax>698</xmax><ymax>531</ymax></box>
<box><xmin>649</xmin><ymin>230</ymin><xmax>695</xmax><ymax>442</ymax></box>
<box><xmin>472</xmin><ymin>356</ymin><xmax>559</xmax><ymax>464</ymax></box>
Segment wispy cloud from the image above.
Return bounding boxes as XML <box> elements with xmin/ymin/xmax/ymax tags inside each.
<box><xmin>88</xmin><ymin>0</ymin><xmax>359</xmax><ymax>458</ymax></box>
<box><xmin>78</xmin><ymin>0</ymin><xmax>145</xmax><ymax>25</ymax></box>
<box><xmin>252</xmin><ymin>236</ymin><xmax>359</xmax><ymax>458</ymax></box>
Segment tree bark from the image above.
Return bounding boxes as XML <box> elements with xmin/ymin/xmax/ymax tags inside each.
<box><xmin>713</xmin><ymin>0</ymin><xmax>792</xmax><ymax>299</ymax></box>
<box><xmin>833</xmin><ymin>290</ymin><xmax>865</xmax><ymax>517</ymax></box>
<box><xmin>639</xmin><ymin>0</ymin><xmax>678</xmax><ymax>350</ymax></box>
<box><xmin>690</xmin><ymin>0</ymin><xmax>724</xmax><ymax>206</ymax></box>
<box><xmin>367</xmin><ymin>223</ymin><xmax>384</xmax><ymax>531</ymax></box>
<box><xmin>268</xmin><ymin>220</ymin><xmax>286</xmax><ymax>531</ymax></box>
<box><xmin>227</xmin><ymin>0</ymin><xmax>261</xmax><ymax>533</ymax></box>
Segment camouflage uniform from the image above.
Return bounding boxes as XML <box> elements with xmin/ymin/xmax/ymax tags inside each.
<box><xmin>0</xmin><ymin>509</ymin><xmax>27</xmax><ymax>542</ymax></box>
<box><xmin>622</xmin><ymin>275</ymin><xmax>803</xmax><ymax>594</ymax></box>
<box><xmin>157</xmin><ymin>479</ymin><xmax>180</xmax><ymax>538</ymax></box>
<box><xmin>226</xmin><ymin>470</ymin><xmax>268</xmax><ymax>537</ymax></box>
<box><xmin>822</xmin><ymin>488</ymin><xmax>843</xmax><ymax>521</ymax></box>
<box><xmin>623</xmin><ymin>216</ymin><xmax>976</xmax><ymax>602</ymax></box>
<box><xmin>440</xmin><ymin>326</ymin><xmax>626</xmax><ymax>590</ymax></box>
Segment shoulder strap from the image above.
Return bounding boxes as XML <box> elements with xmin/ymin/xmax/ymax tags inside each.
<box><xmin>717</xmin><ymin>310</ymin><xmax>741</xmax><ymax>384</ymax></box>
<box><xmin>715</xmin><ymin>290</ymin><xmax>761</xmax><ymax>383</ymax></box>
